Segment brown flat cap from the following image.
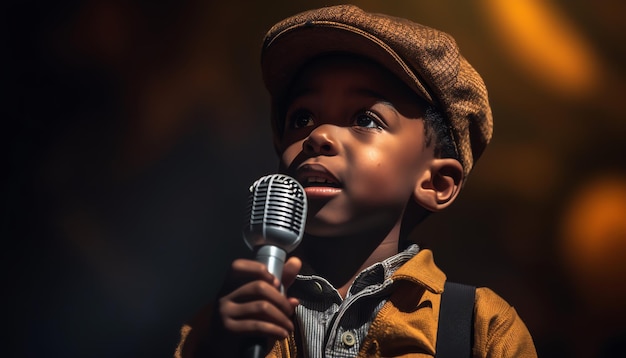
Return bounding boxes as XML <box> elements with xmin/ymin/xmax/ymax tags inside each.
<box><xmin>262</xmin><ymin>4</ymin><xmax>493</xmax><ymax>177</ymax></box>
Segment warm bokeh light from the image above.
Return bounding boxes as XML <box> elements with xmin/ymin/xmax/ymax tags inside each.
<box><xmin>480</xmin><ymin>0</ymin><xmax>602</xmax><ymax>99</ymax></box>
<box><xmin>560</xmin><ymin>174</ymin><xmax>626</xmax><ymax>312</ymax></box>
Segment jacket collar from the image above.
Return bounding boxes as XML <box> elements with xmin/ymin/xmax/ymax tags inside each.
<box><xmin>391</xmin><ymin>249</ymin><xmax>446</xmax><ymax>294</ymax></box>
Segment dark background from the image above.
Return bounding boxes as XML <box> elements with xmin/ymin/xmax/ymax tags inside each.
<box><xmin>5</xmin><ymin>1</ymin><xmax>626</xmax><ymax>357</ymax></box>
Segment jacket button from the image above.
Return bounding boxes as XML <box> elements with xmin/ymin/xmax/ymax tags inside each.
<box><xmin>341</xmin><ymin>331</ymin><xmax>356</xmax><ymax>347</ymax></box>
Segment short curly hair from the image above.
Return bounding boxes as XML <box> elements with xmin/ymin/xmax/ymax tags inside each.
<box><xmin>423</xmin><ymin>106</ymin><xmax>459</xmax><ymax>161</ymax></box>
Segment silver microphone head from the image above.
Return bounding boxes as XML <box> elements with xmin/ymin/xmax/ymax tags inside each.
<box><xmin>243</xmin><ymin>174</ymin><xmax>307</xmax><ymax>254</ymax></box>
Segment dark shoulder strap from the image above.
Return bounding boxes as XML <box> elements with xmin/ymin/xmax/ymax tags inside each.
<box><xmin>435</xmin><ymin>281</ymin><xmax>476</xmax><ymax>358</ymax></box>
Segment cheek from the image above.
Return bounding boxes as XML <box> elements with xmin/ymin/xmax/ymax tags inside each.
<box><xmin>279</xmin><ymin>141</ymin><xmax>302</xmax><ymax>168</ymax></box>
<box><xmin>349</xmin><ymin>149</ymin><xmax>412</xmax><ymax>196</ymax></box>
<box><xmin>366</xmin><ymin>148</ymin><xmax>383</xmax><ymax>166</ymax></box>
<box><xmin>353</xmin><ymin>144</ymin><xmax>413</xmax><ymax>175</ymax></box>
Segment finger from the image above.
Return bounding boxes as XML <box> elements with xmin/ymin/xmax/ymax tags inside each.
<box><xmin>281</xmin><ymin>256</ymin><xmax>302</xmax><ymax>290</ymax></box>
<box><xmin>224</xmin><ymin>279</ymin><xmax>296</xmax><ymax>316</ymax></box>
<box><xmin>222</xmin><ymin>299</ymin><xmax>295</xmax><ymax>333</ymax></box>
<box><xmin>220</xmin><ymin>259</ymin><xmax>277</xmax><ymax>294</ymax></box>
<box><xmin>222</xmin><ymin>317</ymin><xmax>290</xmax><ymax>339</ymax></box>
<box><xmin>287</xmin><ymin>297</ymin><xmax>300</xmax><ymax>309</ymax></box>
<box><xmin>229</xmin><ymin>259</ymin><xmax>276</xmax><ymax>283</ymax></box>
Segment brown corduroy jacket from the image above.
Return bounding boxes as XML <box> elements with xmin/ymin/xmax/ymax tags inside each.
<box><xmin>175</xmin><ymin>250</ymin><xmax>537</xmax><ymax>358</ymax></box>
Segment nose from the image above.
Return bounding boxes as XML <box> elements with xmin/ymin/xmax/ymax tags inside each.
<box><xmin>302</xmin><ymin>125</ymin><xmax>339</xmax><ymax>156</ymax></box>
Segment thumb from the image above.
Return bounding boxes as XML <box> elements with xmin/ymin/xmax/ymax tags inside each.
<box><xmin>281</xmin><ymin>256</ymin><xmax>302</xmax><ymax>290</ymax></box>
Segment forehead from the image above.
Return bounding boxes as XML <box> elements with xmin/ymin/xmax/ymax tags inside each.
<box><xmin>289</xmin><ymin>54</ymin><xmax>421</xmax><ymax>103</ymax></box>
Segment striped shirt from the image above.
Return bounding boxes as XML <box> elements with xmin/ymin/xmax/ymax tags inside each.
<box><xmin>288</xmin><ymin>244</ymin><xmax>420</xmax><ymax>358</ymax></box>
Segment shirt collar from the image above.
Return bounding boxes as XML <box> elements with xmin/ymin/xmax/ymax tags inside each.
<box><xmin>291</xmin><ymin>244</ymin><xmax>421</xmax><ymax>298</ymax></box>
<box><xmin>348</xmin><ymin>244</ymin><xmax>419</xmax><ymax>295</ymax></box>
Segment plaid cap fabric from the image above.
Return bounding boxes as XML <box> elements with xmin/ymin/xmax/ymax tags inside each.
<box><xmin>261</xmin><ymin>4</ymin><xmax>493</xmax><ymax>177</ymax></box>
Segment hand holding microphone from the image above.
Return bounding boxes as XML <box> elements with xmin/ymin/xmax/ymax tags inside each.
<box><xmin>243</xmin><ymin>174</ymin><xmax>307</xmax><ymax>289</ymax></box>
<box><xmin>216</xmin><ymin>174</ymin><xmax>306</xmax><ymax>358</ymax></box>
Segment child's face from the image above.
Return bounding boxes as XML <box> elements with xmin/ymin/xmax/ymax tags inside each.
<box><xmin>277</xmin><ymin>56</ymin><xmax>435</xmax><ymax>237</ymax></box>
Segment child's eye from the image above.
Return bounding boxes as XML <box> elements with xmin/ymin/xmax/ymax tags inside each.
<box><xmin>288</xmin><ymin>110</ymin><xmax>315</xmax><ymax>129</ymax></box>
<box><xmin>354</xmin><ymin>111</ymin><xmax>383</xmax><ymax>129</ymax></box>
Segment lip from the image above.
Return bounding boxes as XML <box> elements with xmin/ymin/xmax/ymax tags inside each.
<box><xmin>295</xmin><ymin>163</ymin><xmax>342</xmax><ymax>199</ymax></box>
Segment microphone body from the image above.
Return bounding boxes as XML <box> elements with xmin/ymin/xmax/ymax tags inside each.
<box><xmin>241</xmin><ymin>174</ymin><xmax>307</xmax><ymax>358</ymax></box>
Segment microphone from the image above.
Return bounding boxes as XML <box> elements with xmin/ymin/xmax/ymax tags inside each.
<box><xmin>241</xmin><ymin>174</ymin><xmax>307</xmax><ymax>358</ymax></box>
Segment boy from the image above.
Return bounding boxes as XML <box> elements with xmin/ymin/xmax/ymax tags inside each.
<box><xmin>176</xmin><ymin>5</ymin><xmax>536</xmax><ymax>357</ymax></box>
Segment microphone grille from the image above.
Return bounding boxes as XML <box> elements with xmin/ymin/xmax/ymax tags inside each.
<box><xmin>243</xmin><ymin>174</ymin><xmax>307</xmax><ymax>253</ymax></box>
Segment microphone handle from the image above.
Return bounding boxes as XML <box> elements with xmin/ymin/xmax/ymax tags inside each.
<box><xmin>243</xmin><ymin>338</ymin><xmax>267</xmax><ymax>358</ymax></box>
<box><xmin>242</xmin><ymin>245</ymin><xmax>287</xmax><ymax>358</ymax></box>
<box><xmin>255</xmin><ymin>245</ymin><xmax>286</xmax><ymax>286</ymax></box>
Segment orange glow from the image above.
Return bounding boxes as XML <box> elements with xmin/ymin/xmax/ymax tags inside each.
<box><xmin>560</xmin><ymin>175</ymin><xmax>626</xmax><ymax>311</ymax></box>
<box><xmin>480</xmin><ymin>0</ymin><xmax>601</xmax><ymax>99</ymax></box>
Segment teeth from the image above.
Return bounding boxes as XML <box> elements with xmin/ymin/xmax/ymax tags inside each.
<box><xmin>306</xmin><ymin>176</ymin><xmax>335</xmax><ymax>185</ymax></box>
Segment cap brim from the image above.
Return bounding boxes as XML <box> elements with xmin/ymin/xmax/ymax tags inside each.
<box><xmin>262</xmin><ymin>22</ymin><xmax>434</xmax><ymax>105</ymax></box>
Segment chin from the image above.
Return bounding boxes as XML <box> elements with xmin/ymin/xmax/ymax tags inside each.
<box><xmin>303</xmin><ymin>214</ymin><xmax>376</xmax><ymax>238</ymax></box>
<box><xmin>304</xmin><ymin>202</ymin><xmax>400</xmax><ymax>237</ymax></box>
<box><xmin>303</xmin><ymin>216</ymin><xmax>356</xmax><ymax>237</ymax></box>
<box><xmin>304</xmin><ymin>222</ymin><xmax>345</xmax><ymax>238</ymax></box>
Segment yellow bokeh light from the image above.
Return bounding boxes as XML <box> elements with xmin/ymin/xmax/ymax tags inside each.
<box><xmin>560</xmin><ymin>174</ymin><xmax>626</xmax><ymax>311</ymax></box>
<box><xmin>480</xmin><ymin>0</ymin><xmax>601</xmax><ymax>99</ymax></box>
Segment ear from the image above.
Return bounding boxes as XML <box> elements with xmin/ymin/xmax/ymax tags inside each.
<box><xmin>413</xmin><ymin>158</ymin><xmax>464</xmax><ymax>212</ymax></box>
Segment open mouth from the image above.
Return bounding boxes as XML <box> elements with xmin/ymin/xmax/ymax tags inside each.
<box><xmin>296</xmin><ymin>164</ymin><xmax>342</xmax><ymax>189</ymax></box>
<box><xmin>303</xmin><ymin>176</ymin><xmax>341</xmax><ymax>188</ymax></box>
